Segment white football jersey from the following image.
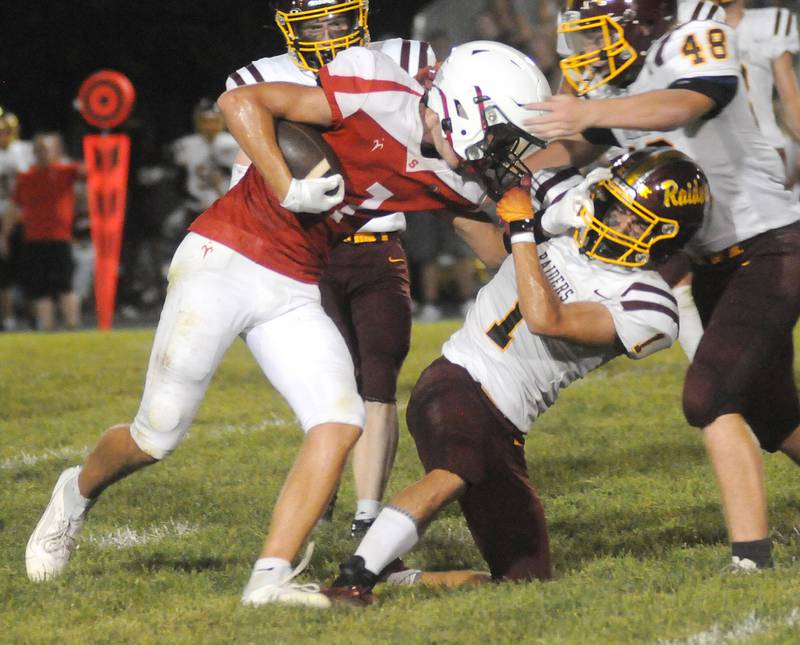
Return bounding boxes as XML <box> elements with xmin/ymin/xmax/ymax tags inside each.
<box><xmin>734</xmin><ymin>7</ymin><xmax>800</xmax><ymax>150</ymax></box>
<box><xmin>0</xmin><ymin>139</ymin><xmax>33</xmax><ymax>213</ymax></box>
<box><xmin>443</xmin><ymin>236</ymin><xmax>678</xmax><ymax>433</ymax></box>
<box><xmin>225</xmin><ymin>39</ymin><xmax>436</xmax><ymax>234</ymax></box>
<box><xmin>171</xmin><ymin>132</ymin><xmax>237</xmax><ymax>211</ymax></box>
<box><xmin>608</xmin><ymin>14</ymin><xmax>800</xmax><ymax>255</ymax></box>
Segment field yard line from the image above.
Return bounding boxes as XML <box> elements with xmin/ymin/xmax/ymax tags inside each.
<box><xmin>86</xmin><ymin>519</ymin><xmax>198</xmax><ymax>548</ymax></box>
<box><xmin>658</xmin><ymin>608</ymin><xmax>800</xmax><ymax>645</ymax></box>
<box><xmin>0</xmin><ymin>445</ymin><xmax>88</xmax><ymax>470</ymax></box>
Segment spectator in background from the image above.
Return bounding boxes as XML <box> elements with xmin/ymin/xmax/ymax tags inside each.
<box><xmin>6</xmin><ymin>133</ymin><xmax>83</xmax><ymax>331</ymax></box>
<box><xmin>0</xmin><ymin>108</ymin><xmax>34</xmax><ymax>331</ymax></box>
<box><xmin>168</xmin><ymin>99</ymin><xmax>237</xmax><ymax>244</ymax></box>
<box><xmin>414</xmin><ymin>1</ymin><xmax>561</xmax><ymax>84</ymax></box>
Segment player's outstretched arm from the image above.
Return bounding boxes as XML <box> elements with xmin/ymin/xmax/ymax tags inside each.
<box><xmin>524</xmin><ymin>91</ymin><xmax>716</xmax><ymax>140</ymax></box>
<box><xmin>496</xmin><ymin>186</ymin><xmax>617</xmax><ymax>347</ymax></box>
<box><xmin>217</xmin><ymin>83</ymin><xmax>335</xmax><ymax>204</ymax></box>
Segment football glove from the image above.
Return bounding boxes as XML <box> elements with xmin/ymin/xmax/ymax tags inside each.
<box><xmin>280</xmin><ymin>175</ymin><xmax>345</xmax><ymax>214</ymax></box>
<box><xmin>540</xmin><ymin>167</ymin><xmax>612</xmax><ymax>236</ymax></box>
<box><xmin>496</xmin><ymin>183</ymin><xmax>534</xmax><ymax>223</ymax></box>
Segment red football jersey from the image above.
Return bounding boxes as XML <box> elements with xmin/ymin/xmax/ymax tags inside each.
<box><xmin>190</xmin><ymin>47</ymin><xmax>485</xmax><ymax>283</ymax></box>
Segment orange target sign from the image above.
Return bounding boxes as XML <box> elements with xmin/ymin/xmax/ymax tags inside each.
<box><xmin>77</xmin><ymin>70</ymin><xmax>136</xmax><ymax>130</ymax></box>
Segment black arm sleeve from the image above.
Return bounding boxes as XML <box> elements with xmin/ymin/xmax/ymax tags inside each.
<box><xmin>581</xmin><ymin>127</ymin><xmax>621</xmax><ymax>146</ymax></box>
<box><xmin>667</xmin><ymin>75</ymin><xmax>739</xmax><ymax>119</ymax></box>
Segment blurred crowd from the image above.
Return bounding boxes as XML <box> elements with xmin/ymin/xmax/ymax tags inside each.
<box><xmin>3</xmin><ymin>0</ymin><xmax>800</xmax><ymax>330</ymax></box>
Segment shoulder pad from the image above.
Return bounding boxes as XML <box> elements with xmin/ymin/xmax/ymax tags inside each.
<box><xmin>677</xmin><ymin>1</ymin><xmax>726</xmax><ymax>25</ymax></box>
<box><xmin>371</xmin><ymin>38</ymin><xmax>436</xmax><ymax>74</ymax></box>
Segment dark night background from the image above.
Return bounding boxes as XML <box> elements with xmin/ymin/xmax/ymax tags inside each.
<box><xmin>3</xmin><ymin>0</ymin><xmax>431</xmax><ymax>152</ymax></box>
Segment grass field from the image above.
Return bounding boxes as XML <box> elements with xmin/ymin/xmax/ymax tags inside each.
<box><xmin>2</xmin><ymin>324</ymin><xmax>800</xmax><ymax>644</ymax></box>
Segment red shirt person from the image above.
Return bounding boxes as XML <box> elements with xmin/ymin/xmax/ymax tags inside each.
<box><xmin>11</xmin><ymin>133</ymin><xmax>83</xmax><ymax>330</ymax></box>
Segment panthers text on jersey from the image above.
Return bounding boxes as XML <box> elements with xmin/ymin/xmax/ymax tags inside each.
<box><xmin>732</xmin><ymin>5</ymin><xmax>799</xmax><ymax>151</ymax></box>
<box><xmin>191</xmin><ymin>46</ymin><xmax>485</xmax><ymax>283</ymax></box>
<box><xmin>442</xmin><ymin>235</ymin><xmax>679</xmax><ymax>433</ymax></box>
<box><xmin>225</xmin><ymin>38</ymin><xmax>436</xmax><ymax>235</ymax></box>
<box><xmin>605</xmin><ymin>7</ymin><xmax>800</xmax><ymax>256</ymax></box>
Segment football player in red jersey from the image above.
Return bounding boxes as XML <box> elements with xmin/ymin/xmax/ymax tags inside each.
<box><xmin>225</xmin><ymin>0</ymin><xmax>438</xmax><ymax>539</ymax></box>
<box><xmin>26</xmin><ymin>40</ymin><xmax>552</xmax><ymax>607</ymax></box>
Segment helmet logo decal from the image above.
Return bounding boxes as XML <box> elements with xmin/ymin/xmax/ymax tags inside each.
<box><xmin>661</xmin><ymin>178</ymin><xmax>705</xmax><ymax>207</ymax></box>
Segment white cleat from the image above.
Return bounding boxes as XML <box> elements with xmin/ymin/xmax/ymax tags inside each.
<box><xmin>723</xmin><ymin>556</ymin><xmax>761</xmax><ymax>574</ymax></box>
<box><xmin>242</xmin><ymin>543</ymin><xmax>331</xmax><ymax>609</ymax></box>
<box><xmin>26</xmin><ymin>466</ymin><xmax>91</xmax><ymax>582</ymax></box>
<box><xmin>384</xmin><ymin>567</ymin><xmax>423</xmax><ymax>586</ymax></box>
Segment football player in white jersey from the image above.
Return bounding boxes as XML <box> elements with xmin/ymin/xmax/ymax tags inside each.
<box><xmin>323</xmin><ymin>147</ymin><xmax>709</xmax><ymax>603</ymax></box>
<box><xmin>708</xmin><ymin>0</ymin><xmax>800</xmax><ymax>171</ymax></box>
<box><xmin>225</xmin><ymin>0</ymin><xmax>437</xmax><ymax>538</ymax></box>
<box><xmin>526</xmin><ymin>0</ymin><xmax>800</xmax><ymax>572</ymax></box>
<box><xmin>0</xmin><ymin>108</ymin><xmax>33</xmax><ymax>331</ymax></box>
<box><xmin>170</xmin><ymin>99</ymin><xmax>238</xmax><ymax>223</ymax></box>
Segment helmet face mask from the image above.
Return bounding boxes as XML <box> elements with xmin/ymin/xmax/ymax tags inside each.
<box><xmin>575</xmin><ymin>147</ymin><xmax>709</xmax><ymax>267</ymax></box>
<box><xmin>559</xmin><ymin>0</ymin><xmax>677</xmax><ymax>96</ymax></box>
<box><xmin>559</xmin><ymin>12</ymin><xmax>639</xmax><ymax>96</ymax></box>
<box><xmin>274</xmin><ymin>0</ymin><xmax>369</xmax><ymax>72</ymax></box>
<box><xmin>470</xmin><ymin>122</ymin><xmax>542</xmax><ymax>200</ymax></box>
<box><xmin>426</xmin><ymin>41</ymin><xmax>550</xmax><ymax>199</ymax></box>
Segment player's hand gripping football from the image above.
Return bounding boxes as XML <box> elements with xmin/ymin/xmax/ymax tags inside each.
<box><xmin>281</xmin><ymin>175</ymin><xmax>345</xmax><ymax>214</ymax></box>
<box><xmin>540</xmin><ymin>167</ymin><xmax>612</xmax><ymax>236</ymax></box>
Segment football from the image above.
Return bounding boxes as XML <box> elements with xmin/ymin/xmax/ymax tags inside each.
<box><xmin>276</xmin><ymin>120</ymin><xmax>343</xmax><ymax>181</ymax></box>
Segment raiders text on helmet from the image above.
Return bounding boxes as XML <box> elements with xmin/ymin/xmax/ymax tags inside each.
<box><xmin>559</xmin><ymin>0</ymin><xmax>677</xmax><ymax>96</ymax></box>
<box><xmin>425</xmin><ymin>41</ymin><xmax>551</xmax><ymax>199</ymax></box>
<box><xmin>575</xmin><ymin>146</ymin><xmax>709</xmax><ymax>267</ymax></box>
<box><xmin>273</xmin><ymin>0</ymin><xmax>369</xmax><ymax>72</ymax></box>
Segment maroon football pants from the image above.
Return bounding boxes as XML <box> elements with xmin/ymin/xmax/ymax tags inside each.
<box><xmin>320</xmin><ymin>236</ymin><xmax>411</xmax><ymax>403</ymax></box>
<box><xmin>684</xmin><ymin>222</ymin><xmax>800</xmax><ymax>451</ymax></box>
<box><xmin>407</xmin><ymin>357</ymin><xmax>552</xmax><ymax>581</ymax></box>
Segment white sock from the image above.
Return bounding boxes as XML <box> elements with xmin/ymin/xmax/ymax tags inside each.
<box><xmin>355</xmin><ymin>499</ymin><xmax>381</xmax><ymax>520</ymax></box>
<box><xmin>65</xmin><ymin>468</ymin><xmax>92</xmax><ymax>511</ymax></box>
<box><xmin>674</xmin><ymin>285</ymin><xmax>703</xmax><ymax>362</ymax></box>
<box><xmin>354</xmin><ymin>506</ymin><xmax>419</xmax><ymax>575</ymax></box>
<box><xmin>250</xmin><ymin>557</ymin><xmax>291</xmax><ymax>586</ymax></box>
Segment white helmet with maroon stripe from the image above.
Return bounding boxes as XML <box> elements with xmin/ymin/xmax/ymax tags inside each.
<box><xmin>425</xmin><ymin>41</ymin><xmax>550</xmax><ymax>198</ymax></box>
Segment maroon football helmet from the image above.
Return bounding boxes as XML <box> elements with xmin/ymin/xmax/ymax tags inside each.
<box><xmin>575</xmin><ymin>146</ymin><xmax>709</xmax><ymax>267</ymax></box>
<box><xmin>273</xmin><ymin>0</ymin><xmax>369</xmax><ymax>72</ymax></box>
<box><xmin>559</xmin><ymin>0</ymin><xmax>677</xmax><ymax>95</ymax></box>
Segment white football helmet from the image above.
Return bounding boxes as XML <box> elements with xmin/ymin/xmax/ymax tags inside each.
<box><xmin>426</xmin><ymin>40</ymin><xmax>551</xmax><ymax>198</ymax></box>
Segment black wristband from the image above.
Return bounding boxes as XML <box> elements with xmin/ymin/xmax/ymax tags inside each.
<box><xmin>508</xmin><ymin>218</ymin><xmax>536</xmax><ymax>235</ymax></box>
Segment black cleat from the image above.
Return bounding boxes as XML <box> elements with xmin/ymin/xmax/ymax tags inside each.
<box><xmin>350</xmin><ymin>517</ymin><xmax>374</xmax><ymax>538</ymax></box>
<box><xmin>323</xmin><ymin>555</ymin><xmax>379</xmax><ymax>606</ymax></box>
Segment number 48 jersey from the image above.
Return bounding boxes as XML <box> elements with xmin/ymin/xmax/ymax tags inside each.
<box><xmin>442</xmin><ymin>236</ymin><xmax>679</xmax><ymax>433</ymax></box>
<box><xmin>610</xmin><ymin>10</ymin><xmax>800</xmax><ymax>256</ymax></box>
